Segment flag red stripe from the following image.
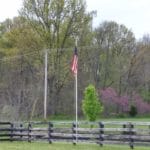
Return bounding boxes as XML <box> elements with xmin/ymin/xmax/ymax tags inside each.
<box><xmin>71</xmin><ymin>55</ymin><xmax>78</xmax><ymax>75</ymax></box>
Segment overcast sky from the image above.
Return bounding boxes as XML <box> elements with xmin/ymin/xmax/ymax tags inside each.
<box><xmin>0</xmin><ymin>0</ymin><xmax>150</xmax><ymax>39</ymax></box>
<box><xmin>86</xmin><ymin>0</ymin><xmax>150</xmax><ymax>39</ymax></box>
<box><xmin>0</xmin><ymin>0</ymin><xmax>22</xmax><ymax>21</ymax></box>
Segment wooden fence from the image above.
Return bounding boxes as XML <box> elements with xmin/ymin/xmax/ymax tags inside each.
<box><xmin>0</xmin><ymin>121</ymin><xmax>150</xmax><ymax>149</ymax></box>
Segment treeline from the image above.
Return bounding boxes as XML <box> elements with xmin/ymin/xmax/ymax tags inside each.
<box><xmin>0</xmin><ymin>0</ymin><xmax>149</xmax><ymax>120</ymax></box>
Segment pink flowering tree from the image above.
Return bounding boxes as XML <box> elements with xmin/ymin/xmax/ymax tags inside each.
<box><xmin>133</xmin><ymin>93</ymin><xmax>150</xmax><ymax>115</ymax></box>
<box><xmin>100</xmin><ymin>87</ymin><xmax>129</xmax><ymax>116</ymax></box>
<box><xmin>100</xmin><ymin>87</ymin><xmax>150</xmax><ymax>116</ymax></box>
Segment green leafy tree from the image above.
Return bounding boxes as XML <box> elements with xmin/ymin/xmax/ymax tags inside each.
<box><xmin>20</xmin><ymin>0</ymin><xmax>94</xmax><ymax>49</ymax></box>
<box><xmin>82</xmin><ymin>84</ymin><xmax>103</xmax><ymax>121</ymax></box>
<box><xmin>94</xmin><ymin>21</ymin><xmax>136</xmax><ymax>93</ymax></box>
<box><xmin>20</xmin><ymin>0</ymin><xmax>95</xmax><ymax>115</ymax></box>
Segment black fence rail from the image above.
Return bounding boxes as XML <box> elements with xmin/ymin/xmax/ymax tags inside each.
<box><xmin>0</xmin><ymin>121</ymin><xmax>150</xmax><ymax>149</ymax></box>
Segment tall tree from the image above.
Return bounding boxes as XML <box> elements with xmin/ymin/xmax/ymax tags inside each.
<box><xmin>20</xmin><ymin>0</ymin><xmax>93</xmax><ymax>49</ymax></box>
<box><xmin>20</xmin><ymin>0</ymin><xmax>94</xmax><ymax>115</ymax></box>
<box><xmin>94</xmin><ymin>21</ymin><xmax>136</xmax><ymax>93</ymax></box>
<box><xmin>127</xmin><ymin>35</ymin><xmax>150</xmax><ymax>101</ymax></box>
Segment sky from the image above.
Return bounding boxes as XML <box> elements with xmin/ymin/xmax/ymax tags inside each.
<box><xmin>0</xmin><ymin>0</ymin><xmax>22</xmax><ymax>21</ymax></box>
<box><xmin>86</xmin><ymin>0</ymin><xmax>150</xmax><ymax>39</ymax></box>
<box><xmin>0</xmin><ymin>0</ymin><xmax>150</xmax><ymax>39</ymax></box>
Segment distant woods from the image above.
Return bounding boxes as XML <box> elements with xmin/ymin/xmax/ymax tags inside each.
<box><xmin>0</xmin><ymin>0</ymin><xmax>149</xmax><ymax>120</ymax></box>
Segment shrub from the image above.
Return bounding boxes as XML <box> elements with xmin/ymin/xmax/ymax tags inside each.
<box><xmin>129</xmin><ymin>105</ymin><xmax>137</xmax><ymax>117</ymax></box>
<box><xmin>82</xmin><ymin>84</ymin><xmax>103</xmax><ymax>121</ymax></box>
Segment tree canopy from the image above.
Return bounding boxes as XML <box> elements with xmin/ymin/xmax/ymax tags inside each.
<box><xmin>0</xmin><ymin>0</ymin><xmax>149</xmax><ymax>120</ymax></box>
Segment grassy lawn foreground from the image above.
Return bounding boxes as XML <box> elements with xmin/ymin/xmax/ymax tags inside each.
<box><xmin>0</xmin><ymin>142</ymin><xmax>150</xmax><ymax>150</ymax></box>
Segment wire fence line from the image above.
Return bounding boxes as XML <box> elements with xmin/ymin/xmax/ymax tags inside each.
<box><xmin>0</xmin><ymin>45</ymin><xmax>100</xmax><ymax>62</ymax></box>
<box><xmin>0</xmin><ymin>42</ymin><xmax>104</xmax><ymax>121</ymax></box>
<box><xmin>0</xmin><ymin>50</ymin><xmax>47</xmax><ymax>120</ymax></box>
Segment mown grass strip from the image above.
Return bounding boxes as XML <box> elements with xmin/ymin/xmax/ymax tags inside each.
<box><xmin>0</xmin><ymin>142</ymin><xmax>150</xmax><ymax>150</ymax></box>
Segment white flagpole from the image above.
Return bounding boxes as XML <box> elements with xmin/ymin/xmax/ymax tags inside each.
<box><xmin>75</xmin><ymin>39</ymin><xmax>78</xmax><ymax>143</ymax></box>
<box><xmin>75</xmin><ymin>71</ymin><xmax>78</xmax><ymax>143</ymax></box>
<box><xmin>44</xmin><ymin>49</ymin><xmax>48</xmax><ymax>120</ymax></box>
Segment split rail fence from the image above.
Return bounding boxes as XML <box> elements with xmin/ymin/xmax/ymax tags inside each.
<box><xmin>0</xmin><ymin>121</ymin><xmax>150</xmax><ymax>149</ymax></box>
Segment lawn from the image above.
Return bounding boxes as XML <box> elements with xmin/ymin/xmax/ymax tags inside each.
<box><xmin>100</xmin><ymin>117</ymin><xmax>150</xmax><ymax>122</ymax></box>
<box><xmin>0</xmin><ymin>142</ymin><xmax>150</xmax><ymax>150</ymax></box>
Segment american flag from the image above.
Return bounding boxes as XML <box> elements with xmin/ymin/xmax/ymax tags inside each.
<box><xmin>71</xmin><ymin>46</ymin><xmax>78</xmax><ymax>75</ymax></box>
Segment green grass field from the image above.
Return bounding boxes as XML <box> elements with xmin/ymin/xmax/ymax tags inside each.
<box><xmin>100</xmin><ymin>117</ymin><xmax>150</xmax><ymax>122</ymax></box>
<box><xmin>0</xmin><ymin>142</ymin><xmax>149</xmax><ymax>150</ymax></box>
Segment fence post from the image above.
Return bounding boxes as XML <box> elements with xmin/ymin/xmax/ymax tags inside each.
<box><xmin>20</xmin><ymin>124</ymin><xmax>23</xmax><ymax>140</ymax></box>
<box><xmin>99</xmin><ymin>122</ymin><xmax>104</xmax><ymax>146</ymax></box>
<box><xmin>123</xmin><ymin>124</ymin><xmax>126</xmax><ymax>135</ymax></box>
<box><xmin>48</xmin><ymin>122</ymin><xmax>53</xmax><ymax>144</ymax></box>
<box><xmin>72</xmin><ymin>122</ymin><xmax>76</xmax><ymax>145</ymax></box>
<box><xmin>28</xmin><ymin>123</ymin><xmax>32</xmax><ymax>143</ymax></box>
<box><xmin>129</xmin><ymin>123</ymin><xmax>134</xmax><ymax>149</ymax></box>
<box><xmin>10</xmin><ymin>123</ymin><xmax>14</xmax><ymax>142</ymax></box>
